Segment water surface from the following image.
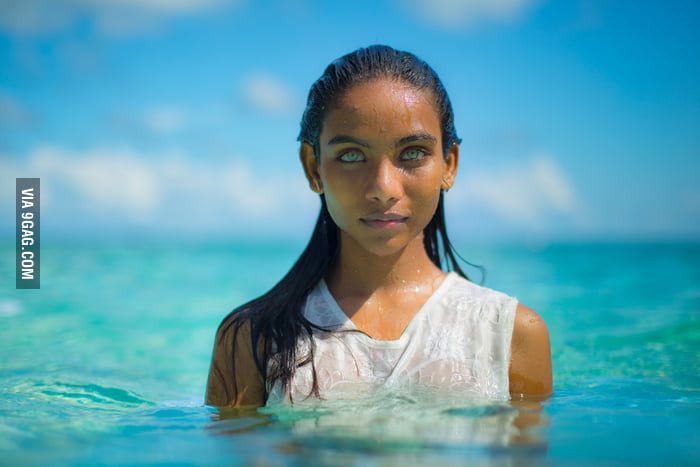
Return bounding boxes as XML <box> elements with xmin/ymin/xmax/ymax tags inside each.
<box><xmin>1</xmin><ymin>240</ymin><xmax>698</xmax><ymax>465</ymax></box>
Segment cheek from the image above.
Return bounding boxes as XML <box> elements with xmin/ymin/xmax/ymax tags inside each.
<box><xmin>320</xmin><ymin>173</ymin><xmax>356</xmax><ymax>227</ymax></box>
<box><xmin>409</xmin><ymin>171</ymin><xmax>443</xmax><ymax>201</ymax></box>
<box><xmin>421</xmin><ymin>189</ymin><xmax>442</xmax><ymax>218</ymax></box>
<box><xmin>407</xmin><ymin>176</ymin><xmax>443</xmax><ymax>219</ymax></box>
<box><xmin>321</xmin><ymin>164</ymin><xmax>364</xmax><ymax>201</ymax></box>
<box><xmin>324</xmin><ymin>192</ymin><xmax>347</xmax><ymax>220</ymax></box>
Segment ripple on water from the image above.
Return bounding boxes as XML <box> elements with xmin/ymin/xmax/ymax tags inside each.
<box><xmin>7</xmin><ymin>379</ymin><xmax>154</xmax><ymax>409</ymax></box>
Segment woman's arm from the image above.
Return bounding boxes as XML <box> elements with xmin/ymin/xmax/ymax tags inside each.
<box><xmin>205</xmin><ymin>318</ymin><xmax>266</xmax><ymax>408</ymax></box>
<box><xmin>509</xmin><ymin>303</ymin><xmax>553</xmax><ymax>400</ymax></box>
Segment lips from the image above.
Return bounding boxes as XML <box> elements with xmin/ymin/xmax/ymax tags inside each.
<box><xmin>360</xmin><ymin>213</ymin><xmax>409</xmax><ymax>230</ymax></box>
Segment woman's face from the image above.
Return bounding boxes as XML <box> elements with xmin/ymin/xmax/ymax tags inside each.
<box><xmin>302</xmin><ymin>78</ymin><xmax>458</xmax><ymax>257</ymax></box>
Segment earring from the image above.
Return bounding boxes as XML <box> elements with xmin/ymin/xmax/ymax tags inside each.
<box><xmin>442</xmin><ymin>178</ymin><xmax>451</xmax><ymax>192</ymax></box>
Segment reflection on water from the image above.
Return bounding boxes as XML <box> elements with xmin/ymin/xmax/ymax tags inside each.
<box><xmin>208</xmin><ymin>406</ymin><xmax>270</xmax><ymax>434</ymax></box>
<box><xmin>209</xmin><ymin>389</ymin><xmax>549</xmax><ymax>465</ymax></box>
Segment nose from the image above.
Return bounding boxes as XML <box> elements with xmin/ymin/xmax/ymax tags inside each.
<box><xmin>365</xmin><ymin>158</ymin><xmax>403</xmax><ymax>203</ymax></box>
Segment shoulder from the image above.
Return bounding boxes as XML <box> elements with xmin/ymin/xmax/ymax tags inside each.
<box><xmin>206</xmin><ymin>314</ymin><xmax>265</xmax><ymax>408</ymax></box>
<box><xmin>509</xmin><ymin>303</ymin><xmax>553</xmax><ymax>400</ymax></box>
<box><xmin>513</xmin><ymin>304</ymin><xmax>548</xmax><ymax>338</ymax></box>
<box><xmin>210</xmin><ymin>314</ymin><xmax>250</xmax><ymax>365</ymax></box>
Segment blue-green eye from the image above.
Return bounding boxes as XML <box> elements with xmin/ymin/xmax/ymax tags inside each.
<box><xmin>402</xmin><ymin>148</ymin><xmax>428</xmax><ymax>161</ymax></box>
<box><xmin>338</xmin><ymin>150</ymin><xmax>365</xmax><ymax>162</ymax></box>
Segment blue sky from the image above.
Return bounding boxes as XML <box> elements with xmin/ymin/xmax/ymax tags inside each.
<box><xmin>1</xmin><ymin>0</ymin><xmax>698</xmax><ymax>243</ymax></box>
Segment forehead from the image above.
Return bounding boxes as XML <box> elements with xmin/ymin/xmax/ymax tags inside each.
<box><xmin>321</xmin><ymin>79</ymin><xmax>441</xmax><ymax>140</ymax></box>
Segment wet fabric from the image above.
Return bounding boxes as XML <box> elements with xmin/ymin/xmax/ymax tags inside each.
<box><xmin>266</xmin><ymin>273</ymin><xmax>518</xmax><ymax>405</ymax></box>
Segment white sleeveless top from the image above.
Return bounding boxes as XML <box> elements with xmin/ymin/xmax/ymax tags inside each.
<box><xmin>265</xmin><ymin>272</ymin><xmax>517</xmax><ymax>406</ymax></box>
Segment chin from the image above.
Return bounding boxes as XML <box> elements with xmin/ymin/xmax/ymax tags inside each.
<box><xmin>363</xmin><ymin>245</ymin><xmax>406</xmax><ymax>257</ymax></box>
<box><xmin>354</xmin><ymin>234</ymin><xmax>420</xmax><ymax>258</ymax></box>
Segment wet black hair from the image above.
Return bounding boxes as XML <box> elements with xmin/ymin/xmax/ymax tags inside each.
<box><xmin>299</xmin><ymin>44</ymin><xmax>461</xmax><ymax>157</ymax></box>
<box><xmin>216</xmin><ymin>45</ymin><xmax>472</xmax><ymax>403</ymax></box>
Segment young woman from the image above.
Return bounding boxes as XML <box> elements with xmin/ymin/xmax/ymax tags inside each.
<box><xmin>206</xmin><ymin>45</ymin><xmax>552</xmax><ymax>408</ymax></box>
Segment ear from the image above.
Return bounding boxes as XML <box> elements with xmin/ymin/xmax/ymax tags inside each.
<box><xmin>441</xmin><ymin>143</ymin><xmax>459</xmax><ymax>191</ymax></box>
<box><xmin>300</xmin><ymin>142</ymin><xmax>323</xmax><ymax>194</ymax></box>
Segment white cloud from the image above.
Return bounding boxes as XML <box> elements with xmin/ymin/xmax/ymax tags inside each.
<box><xmin>452</xmin><ymin>154</ymin><xmax>579</xmax><ymax>225</ymax></box>
<box><xmin>529</xmin><ymin>156</ymin><xmax>575</xmax><ymax>213</ymax></box>
<box><xmin>76</xmin><ymin>0</ymin><xmax>231</xmax><ymax>14</ymax></box>
<box><xmin>241</xmin><ymin>73</ymin><xmax>299</xmax><ymax>116</ymax></box>
<box><xmin>1</xmin><ymin>144</ymin><xmax>316</xmax><ymax>233</ymax></box>
<box><xmin>400</xmin><ymin>0</ymin><xmax>540</xmax><ymax>29</ymax></box>
<box><xmin>0</xmin><ymin>0</ymin><xmax>241</xmax><ymax>37</ymax></box>
<box><xmin>143</xmin><ymin>107</ymin><xmax>186</xmax><ymax>134</ymax></box>
<box><xmin>0</xmin><ymin>155</ymin><xmax>20</xmax><ymax>203</ymax></box>
<box><xmin>30</xmin><ymin>145</ymin><xmax>161</xmax><ymax>216</ymax></box>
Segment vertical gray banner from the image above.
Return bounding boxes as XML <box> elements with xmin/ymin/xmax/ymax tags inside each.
<box><xmin>16</xmin><ymin>178</ymin><xmax>40</xmax><ymax>289</ymax></box>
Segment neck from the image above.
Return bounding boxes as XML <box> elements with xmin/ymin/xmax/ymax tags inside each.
<box><xmin>326</xmin><ymin>231</ymin><xmax>444</xmax><ymax>297</ymax></box>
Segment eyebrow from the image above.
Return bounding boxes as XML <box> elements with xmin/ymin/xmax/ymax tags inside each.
<box><xmin>396</xmin><ymin>133</ymin><xmax>437</xmax><ymax>147</ymax></box>
<box><xmin>327</xmin><ymin>132</ymin><xmax>437</xmax><ymax>148</ymax></box>
<box><xmin>327</xmin><ymin>135</ymin><xmax>371</xmax><ymax>148</ymax></box>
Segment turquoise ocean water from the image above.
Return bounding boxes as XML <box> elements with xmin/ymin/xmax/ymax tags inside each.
<box><xmin>1</xmin><ymin>240</ymin><xmax>698</xmax><ymax>466</ymax></box>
